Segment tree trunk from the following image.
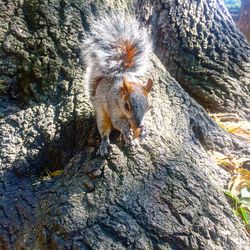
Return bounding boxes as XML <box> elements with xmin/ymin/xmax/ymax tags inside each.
<box><xmin>0</xmin><ymin>0</ymin><xmax>249</xmax><ymax>249</ymax></box>
<box><xmin>137</xmin><ymin>0</ymin><xmax>250</xmax><ymax>117</ymax></box>
<box><xmin>238</xmin><ymin>0</ymin><xmax>250</xmax><ymax>42</ymax></box>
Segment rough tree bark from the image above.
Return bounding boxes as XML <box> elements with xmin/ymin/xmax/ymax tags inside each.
<box><xmin>0</xmin><ymin>0</ymin><xmax>250</xmax><ymax>249</ymax></box>
<box><xmin>238</xmin><ymin>0</ymin><xmax>250</xmax><ymax>42</ymax></box>
<box><xmin>137</xmin><ymin>0</ymin><xmax>250</xmax><ymax>117</ymax></box>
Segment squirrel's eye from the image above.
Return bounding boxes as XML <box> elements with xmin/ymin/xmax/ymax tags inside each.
<box><xmin>125</xmin><ymin>103</ymin><xmax>130</xmax><ymax>111</ymax></box>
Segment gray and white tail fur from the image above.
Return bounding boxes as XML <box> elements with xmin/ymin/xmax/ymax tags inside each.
<box><xmin>83</xmin><ymin>12</ymin><xmax>152</xmax><ymax>96</ymax></box>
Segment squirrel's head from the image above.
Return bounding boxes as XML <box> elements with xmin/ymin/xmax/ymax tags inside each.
<box><xmin>119</xmin><ymin>77</ymin><xmax>153</xmax><ymax>128</ymax></box>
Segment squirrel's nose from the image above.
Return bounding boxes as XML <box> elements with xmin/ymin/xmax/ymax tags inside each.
<box><xmin>133</xmin><ymin>111</ymin><xmax>144</xmax><ymax>128</ymax></box>
<box><xmin>134</xmin><ymin>118</ymin><xmax>143</xmax><ymax>128</ymax></box>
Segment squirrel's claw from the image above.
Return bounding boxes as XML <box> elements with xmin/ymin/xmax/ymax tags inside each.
<box><xmin>97</xmin><ymin>137</ymin><xmax>111</xmax><ymax>156</ymax></box>
<box><xmin>139</xmin><ymin>125</ymin><xmax>148</xmax><ymax>140</ymax></box>
<box><xmin>130</xmin><ymin>139</ymin><xmax>139</xmax><ymax>147</ymax></box>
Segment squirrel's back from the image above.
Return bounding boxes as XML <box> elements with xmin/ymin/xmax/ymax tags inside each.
<box><xmin>83</xmin><ymin>12</ymin><xmax>152</xmax><ymax>96</ymax></box>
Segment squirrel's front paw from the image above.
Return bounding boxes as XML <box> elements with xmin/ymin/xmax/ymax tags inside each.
<box><xmin>122</xmin><ymin>127</ymin><xmax>134</xmax><ymax>144</ymax></box>
<box><xmin>97</xmin><ymin>137</ymin><xmax>111</xmax><ymax>156</ymax></box>
<box><xmin>139</xmin><ymin>125</ymin><xmax>148</xmax><ymax>140</ymax></box>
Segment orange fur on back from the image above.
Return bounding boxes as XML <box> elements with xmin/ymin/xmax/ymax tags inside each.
<box><xmin>121</xmin><ymin>40</ymin><xmax>137</xmax><ymax>69</ymax></box>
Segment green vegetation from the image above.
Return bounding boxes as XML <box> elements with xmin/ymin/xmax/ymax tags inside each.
<box><xmin>224</xmin><ymin>189</ymin><xmax>250</xmax><ymax>233</ymax></box>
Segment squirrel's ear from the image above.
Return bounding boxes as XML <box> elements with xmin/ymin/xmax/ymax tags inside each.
<box><xmin>122</xmin><ymin>76</ymin><xmax>132</xmax><ymax>93</ymax></box>
<box><xmin>144</xmin><ymin>79</ymin><xmax>153</xmax><ymax>94</ymax></box>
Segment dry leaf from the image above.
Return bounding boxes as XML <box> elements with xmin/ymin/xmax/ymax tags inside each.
<box><xmin>209</xmin><ymin>151</ymin><xmax>233</xmax><ymax>170</ymax></box>
<box><xmin>228</xmin><ymin>169</ymin><xmax>250</xmax><ymax>197</ymax></box>
<box><xmin>49</xmin><ymin>170</ymin><xmax>64</xmax><ymax>177</ymax></box>
<box><xmin>209</xmin><ymin>113</ymin><xmax>250</xmax><ymax>141</ymax></box>
<box><xmin>209</xmin><ymin>151</ymin><xmax>250</xmax><ymax>172</ymax></box>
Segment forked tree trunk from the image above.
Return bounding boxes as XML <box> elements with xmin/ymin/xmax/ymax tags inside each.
<box><xmin>0</xmin><ymin>0</ymin><xmax>249</xmax><ymax>249</ymax></box>
<box><xmin>137</xmin><ymin>0</ymin><xmax>250</xmax><ymax>117</ymax></box>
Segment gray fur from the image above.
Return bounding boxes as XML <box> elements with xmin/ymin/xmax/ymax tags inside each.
<box><xmin>83</xmin><ymin>12</ymin><xmax>152</xmax><ymax>97</ymax></box>
<box><xmin>130</xmin><ymin>92</ymin><xmax>148</xmax><ymax>127</ymax></box>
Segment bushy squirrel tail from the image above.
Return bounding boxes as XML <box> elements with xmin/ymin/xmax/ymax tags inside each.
<box><xmin>83</xmin><ymin>12</ymin><xmax>152</xmax><ymax>90</ymax></box>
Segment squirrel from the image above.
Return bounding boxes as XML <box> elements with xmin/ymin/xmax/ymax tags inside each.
<box><xmin>83</xmin><ymin>12</ymin><xmax>153</xmax><ymax>156</ymax></box>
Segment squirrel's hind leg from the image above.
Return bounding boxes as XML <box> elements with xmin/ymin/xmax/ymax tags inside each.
<box><xmin>96</xmin><ymin>109</ymin><xmax>112</xmax><ymax>156</ymax></box>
